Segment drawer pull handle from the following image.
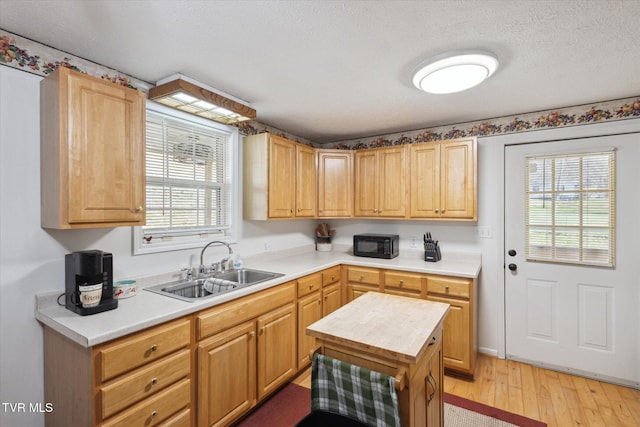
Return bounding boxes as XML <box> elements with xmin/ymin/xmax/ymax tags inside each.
<box><xmin>445</xmin><ymin>286</ymin><xmax>450</xmax><ymax>293</ymax></box>
<box><xmin>150</xmin><ymin>377</ymin><xmax>158</xmax><ymax>386</ymax></box>
<box><xmin>150</xmin><ymin>344</ymin><xmax>157</xmax><ymax>352</ymax></box>
<box><xmin>399</xmin><ymin>280</ymin><xmax>404</xmax><ymax>286</ymax></box>
<box><xmin>309</xmin><ymin>284</ymin><xmax>314</xmax><ymax>289</ymax></box>
<box><xmin>428</xmin><ymin>336</ymin><xmax>437</xmax><ymax>346</ymax></box>
<box><xmin>151</xmin><ymin>410</ymin><xmax>158</xmax><ymax>419</ymax></box>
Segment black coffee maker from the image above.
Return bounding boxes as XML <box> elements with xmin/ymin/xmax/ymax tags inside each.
<box><xmin>65</xmin><ymin>250</ymin><xmax>118</xmax><ymax>315</ymax></box>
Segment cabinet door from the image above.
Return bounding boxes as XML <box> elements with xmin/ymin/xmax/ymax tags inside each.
<box><xmin>354</xmin><ymin>150</ymin><xmax>378</xmax><ymax>216</ymax></box>
<box><xmin>377</xmin><ymin>147</ymin><xmax>407</xmax><ymax>217</ymax></box>
<box><xmin>257</xmin><ymin>303</ymin><xmax>296</xmax><ymax>399</ymax></box>
<box><xmin>409</xmin><ymin>143</ymin><xmax>440</xmax><ymax>218</ymax></box>
<box><xmin>67</xmin><ymin>69</ymin><xmax>146</xmax><ymax>224</ymax></box>
<box><xmin>440</xmin><ymin>139</ymin><xmax>476</xmax><ymax>219</ymax></box>
<box><xmin>346</xmin><ymin>283</ymin><xmax>378</xmax><ymax>303</ymax></box>
<box><xmin>296</xmin><ymin>144</ymin><xmax>317</xmax><ymax>217</ymax></box>
<box><xmin>198</xmin><ymin>322</ymin><xmax>256</xmax><ymax>427</ymax></box>
<box><xmin>322</xmin><ymin>283</ymin><xmax>341</xmax><ymax>317</ymax></box>
<box><xmin>425</xmin><ymin>340</ymin><xmax>443</xmax><ymax>427</ymax></box>
<box><xmin>268</xmin><ymin>136</ymin><xmax>296</xmax><ymax>218</ymax></box>
<box><xmin>297</xmin><ymin>293</ymin><xmax>322</xmax><ymax>368</ymax></box>
<box><xmin>317</xmin><ymin>150</ymin><xmax>353</xmax><ymax>217</ymax></box>
<box><xmin>427</xmin><ymin>295</ymin><xmax>471</xmax><ymax>373</ymax></box>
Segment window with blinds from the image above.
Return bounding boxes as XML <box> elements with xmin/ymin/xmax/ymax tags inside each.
<box><xmin>139</xmin><ymin>109</ymin><xmax>236</xmax><ymax>251</ymax></box>
<box><xmin>525</xmin><ymin>150</ymin><xmax>615</xmax><ymax>267</ymax></box>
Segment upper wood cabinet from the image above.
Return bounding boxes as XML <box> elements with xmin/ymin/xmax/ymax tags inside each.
<box><xmin>354</xmin><ymin>146</ymin><xmax>407</xmax><ymax>217</ymax></box>
<box><xmin>410</xmin><ymin>137</ymin><xmax>477</xmax><ymax>220</ymax></box>
<box><xmin>317</xmin><ymin>149</ymin><xmax>353</xmax><ymax>217</ymax></box>
<box><xmin>243</xmin><ymin>133</ymin><xmax>316</xmax><ymax>220</ymax></box>
<box><xmin>296</xmin><ymin>144</ymin><xmax>317</xmax><ymax>217</ymax></box>
<box><xmin>40</xmin><ymin>67</ymin><xmax>146</xmax><ymax>229</ymax></box>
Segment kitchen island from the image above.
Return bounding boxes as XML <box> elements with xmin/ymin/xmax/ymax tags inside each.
<box><xmin>307</xmin><ymin>291</ymin><xmax>449</xmax><ymax>427</ymax></box>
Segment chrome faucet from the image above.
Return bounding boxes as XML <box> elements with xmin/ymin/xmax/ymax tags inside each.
<box><xmin>199</xmin><ymin>241</ymin><xmax>233</xmax><ymax>275</ymax></box>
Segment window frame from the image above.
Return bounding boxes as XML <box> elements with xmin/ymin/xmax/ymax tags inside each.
<box><xmin>524</xmin><ymin>149</ymin><xmax>616</xmax><ymax>268</ymax></box>
<box><xmin>133</xmin><ymin>101</ymin><xmax>240</xmax><ymax>255</ymax></box>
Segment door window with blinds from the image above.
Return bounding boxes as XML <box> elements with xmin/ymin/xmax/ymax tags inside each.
<box><xmin>525</xmin><ymin>150</ymin><xmax>615</xmax><ymax>267</ymax></box>
<box><xmin>135</xmin><ymin>106</ymin><xmax>238</xmax><ymax>254</ymax></box>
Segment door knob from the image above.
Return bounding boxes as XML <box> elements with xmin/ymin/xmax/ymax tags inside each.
<box><xmin>508</xmin><ymin>249</ymin><xmax>517</xmax><ymax>256</ymax></box>
<box><xmin>508</xmin><ymin>263</ymin><xmax>518</xmax><ymax>271</ymax></box>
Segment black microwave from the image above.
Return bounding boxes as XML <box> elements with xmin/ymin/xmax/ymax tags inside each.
<box><xmin>353</xmin><ymin>234</ymin><xmax>399</xmax><ymax>259</ymax></box>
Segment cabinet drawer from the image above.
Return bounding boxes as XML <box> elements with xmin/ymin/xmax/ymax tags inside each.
<box><xmin>100</xmin><ymin>349</ymin><xmax>190</xmax><ymax>420</ymax></box>
<box><xmin>197</xmin><ymin>282</ymin><xmax>295</xmax><ymax>340</ymax></box>
<box><xmin>98</xmin><ymin>318</ymin><xmax>191</xmax><ymax>382</ymax></box>
<box><xmin>161</xmin><ymin>408</ymin><xmax>191</xmax><ymax>427</ymax></box>
<box><xmin>384</xmin><ymin>271</ymin><xmax>422</xmax><ymax>292</ymax></box>
<box><xmin>101</xmin><ymin>378</ymin><xmax>190</xmax><ymax>427</ymax></box>
<box><xmin>322</xmin><ymin>266</ymin><xmax>341</xmax><ymax>286</ymax></box>
<box><xmin>297</xmin><ymin>272</ymin><xmax>322</xmax><ymax>297</ymax></box>
<box><xmin>347</xmin><ymin>266</ymin><xmax>380</xmax><ymax>285</ymax></box>
<box><xmin>426</xmin><ymin>276</ymin><xmax>471</xmax><ymax>299</ymax></box>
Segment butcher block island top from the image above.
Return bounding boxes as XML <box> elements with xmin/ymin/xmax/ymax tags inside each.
<box><xmin>307</xmin><ymin>291</ymin><xmax>450</xmax><ymax>364</ymax></box>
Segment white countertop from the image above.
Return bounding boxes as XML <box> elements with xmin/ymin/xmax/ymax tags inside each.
<box><xmin>35</xmin><ymin>245</ymin><xmax>481</xmax><ymax>348</ymax></box>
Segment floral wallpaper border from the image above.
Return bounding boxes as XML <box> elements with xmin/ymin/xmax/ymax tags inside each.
<box><xmin>327</xmin><ymin>96</ymin><xmax>640</xmax><ymax>150</ymax></box>
<box><xmin>2</xmin><ymin>28</ymin><xmax>638</xmax><ymax>149</ymax></box>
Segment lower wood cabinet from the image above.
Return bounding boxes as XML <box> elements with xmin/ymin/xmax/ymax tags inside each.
<box><xmin>257</xmin><ymin>303</ymin><xmax>297</xmax><ymax>399</ymax></box>
<box><xmin>43</xmin><ymin>317</ymin><xmax>193</xmax><ymax>427</ymax></box>
<box><xmin>425</xmin><ymin>275</ymin><xmax>476</xmax><ymax>378</ymax></box>
<box><xmin>380</xmin><ymin>268</ymin><xmax>477</xmax><ymax>378</ymax></box>
<box><xmin>197</xmin><ymin>322</ymin><xmax>256</xmax><ymax>427</ymax></box>
<box><xmin>196</xmin><ymin>282</ymin><xmax>296</xmax><ymax>427</ymax></box>
<box><xmin>297</xmin><ymin>268</ymin><xmax>343</xmax><ymax>368</ymax></box>
<box><xmin>346</xmin><ymin>266</ymin><xmax>381</xmax><ymax>303</ymax></box>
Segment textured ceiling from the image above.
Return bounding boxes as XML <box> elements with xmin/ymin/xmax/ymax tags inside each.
<box><xmin>1</xmin><ymin>0</ymin><xmax>639</xmax><ymax>143</ymax></box>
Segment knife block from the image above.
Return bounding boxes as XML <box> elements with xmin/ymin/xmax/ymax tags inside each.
<box><xmin>424</xmin><ymin>243</ymin><xmax>442</xmax><ymax>262</ymax></box>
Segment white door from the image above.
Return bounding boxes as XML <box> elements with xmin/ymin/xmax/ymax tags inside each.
<box><xmin>504</xmin><ymin>133</ymin><xmax>639</xmax><ymax>387</ymax></box>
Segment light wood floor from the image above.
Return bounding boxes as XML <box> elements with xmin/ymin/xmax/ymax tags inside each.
<box><xmin>292</xmin><ymin>354</ymin><xmax>640</xmax><ymax>427</ymax></box>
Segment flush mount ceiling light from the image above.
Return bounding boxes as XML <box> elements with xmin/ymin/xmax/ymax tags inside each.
<box><xmin>148</xmin><ymin>74</ymin><xmax>256</xmax><ymax>124</ymax></box>
<box><xmin>412</xmin><ymin>51</ymin><xmax>499</xmax><ymax>94</ymax></box>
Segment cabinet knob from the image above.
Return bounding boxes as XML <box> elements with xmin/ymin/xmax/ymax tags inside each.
<box><xmin>259</xmin><ymin>328</ymin><xmax>265</xmax><ymax>335</ymax></box>
<box><xmin>360</xmin><ymin>275</ymin><xmax>364</xmax><ymax>281</ymax></box>
<box><xmin>434</xmin><ymin>208</ymin><xmax>439</xmax><ymax>213</ymax></box>
<box><xmin>319</xmin><ymin>209</ymin><xmax>323</xmax><ymax>212</ymax></box>
<box><xmin>151</xmin><ymin>411</ymin><xmax>157</xmax><ymax>419</ymax></box>
<box><xmin>399</xmin><ymin>280</ymin><xmax>404</xmax><ymax>286</ymax></box>
<box><xmin>331</xmin><ymin>276</ymin><xmax>336</xmax><ymax>281</ymax></box>
<box><xmin>442</xmin><ymin>208</ymin><xmax>446</xmax><ymax>213</ymax></box>
<box><xmin>150</xmin><ymin>344</ymin><xmax>157</xmax><ymax>352</ymax></box>
<box><xmin>132</xmin><ymin>206</ymin><xmax>144</xmax><ymax>213</ymax></box>
<box><xmin>317</xmin><ymin>299</ymin><xmax>321</xmax><ymax>305</ymax></box>
<box><xmin>445</xmin><ymin>286</ymin><xmax>450</xmax><ymax>293</ymax></box>
<box><xmin>309</xmin><ymin>284</ymin><xmax>314</xmax><ymax>289</ymax></box>
<box><xmin>248</xmin><ymin>331</ymin><xmax>255</xmax><ymax>338</ymax></box>
<box><xmin>150</xmin><ymin>377</ymin><xmax>158</xmax><ymax>386</ymax></box>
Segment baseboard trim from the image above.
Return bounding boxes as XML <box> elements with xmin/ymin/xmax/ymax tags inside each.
<box><xmin>506</xmin><ymin>354</ymin><xmax>640</xmax><ymax>390</ymax></box>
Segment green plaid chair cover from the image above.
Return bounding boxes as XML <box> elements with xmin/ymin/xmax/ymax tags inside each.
<box><xmin>311</xmin><ymin>353</ymin><xmax>402</xmax><ymax>427</ymax></box>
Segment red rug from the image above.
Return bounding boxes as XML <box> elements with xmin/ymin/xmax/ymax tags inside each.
<box><xmin>234</xmin><ymin>382</ymin><xmax>546</xmax><ymax>427</ymax></box>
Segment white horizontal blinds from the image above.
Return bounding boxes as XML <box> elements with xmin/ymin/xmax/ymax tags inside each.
<box><xmin>525</xmin><ymin>150</ymin><xmax>615</xmax><ymax>267</ymax></box>
<box><xmin>144</xmin><ymin>111</ymin><xmax>231</xmax><ymax>239</ymax></box>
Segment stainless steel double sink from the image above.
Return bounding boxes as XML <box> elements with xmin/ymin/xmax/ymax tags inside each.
<box><xmin>145</xmin><ymin>268</ymin><xmax>284</xmax><ymax>302</ymax></box>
